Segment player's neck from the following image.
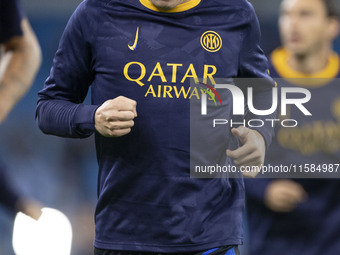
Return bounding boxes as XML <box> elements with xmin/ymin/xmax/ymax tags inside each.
<box><xmin>287</xmin><ymin>47</ymin><xmax>332</xmax><ymax>75</ymax></box>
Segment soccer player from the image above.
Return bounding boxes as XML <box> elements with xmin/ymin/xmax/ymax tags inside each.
<box><xmin>0</xmin><ymin>0</ymin><xmax>42</xmax><ymax>219</ymax></box>
<box><xmin>36</xmin><ymin>0</ymin><xmax>275</xmax><ymax>254</ymax></box>
<box><xmin>245</xmin><ymin>0</ymin><xmax>340</xmax><ymax>254</ymax></box>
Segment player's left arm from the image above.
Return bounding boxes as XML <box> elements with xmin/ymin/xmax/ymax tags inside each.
<box><xmin>227</xmin><ymin>2</ymin><xmax>276</xmax><ymax>177</ymax></box>
<box><xmin>0</xmin><ymin>18</ymin><xmax>42</xmax><ymax>123</ymax></box>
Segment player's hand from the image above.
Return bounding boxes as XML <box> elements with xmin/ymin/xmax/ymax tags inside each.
<box><xmin>95</xmin><ymin>96</ymin><xmax>137</xmax><ymax>137</ymax></box>
<box><xmin>264</xmin><ymin>179</ymin><xmax>308</xmax><ymax>212</ymax></box>
<box><xmin>226</xmin><ymin>126</ymin><xmax>265</xmax><ymax>178</ymax></box>
<box><xmin>16</xmin><ymin>198</ymin><xmax>43</xmax><ymax>220</ymax></box>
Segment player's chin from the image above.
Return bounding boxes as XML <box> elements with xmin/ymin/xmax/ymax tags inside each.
<box><xmin>149</xmin><ymin>0</ymin><xmax>181</xmax><ymax>10</ymax></box>
<box><xmin>286</xmin><ymin>43</ymin><xmax>308</xmax><ymax>56</ymax></box>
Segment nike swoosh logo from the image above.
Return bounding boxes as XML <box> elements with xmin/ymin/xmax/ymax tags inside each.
<box><xmin>128</xmin><ymin>27</ymin><xmax>139</xmax><ymax>51</ymax></box>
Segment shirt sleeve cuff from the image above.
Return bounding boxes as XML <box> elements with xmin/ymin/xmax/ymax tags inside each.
<box><xmin>73</xmin><ymin>104</ymin><xmax>100</xmax><ymax>136</ymax></box>
<box><xmin>250</xmin><ymin>125</ymin><xmax>274</xmax><ymax>150</ymax></box>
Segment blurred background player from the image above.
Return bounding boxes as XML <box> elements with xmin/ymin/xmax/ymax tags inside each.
<box><xmin>0</xmin><ymin>159</ymin><xmax>41</xmax><ymax>220</ymax></box>
<box><xmin>0</xmin><ymin>0</ymin><xmax>42</xmax><ymax>220</ymax></box>
<box><xmin>0</xmin><ymin>0</ymin><xmax>41</xmax><ymax>123</ymax></box>
<box><xmin>245</xmin><ymin>0</ymin><xmax>340</xmax><ymax>254</ymax></box>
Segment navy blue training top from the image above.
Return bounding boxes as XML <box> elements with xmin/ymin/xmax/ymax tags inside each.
<box><xmin>37</xmin><ymin>0</ymin><xmax>275</xmax><ymax>252</ymax></box>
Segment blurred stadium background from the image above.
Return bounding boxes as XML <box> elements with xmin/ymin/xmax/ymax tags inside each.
<box><xmin>0</xmin><ymin>0</ymin><xmax>339</xmax><ymax>254</ymax></box>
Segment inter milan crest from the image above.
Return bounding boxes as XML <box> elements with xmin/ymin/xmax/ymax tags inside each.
<box><xmin>200</xmin><ymin>31</ymin><xmax>222</xmax><ymax>52</ymax></box>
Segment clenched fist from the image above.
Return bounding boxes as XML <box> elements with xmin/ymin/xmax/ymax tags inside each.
<box><xmin>95</xmin><ymin>96</ymin><xmax>137</xmax><ymax>137</ymax></box>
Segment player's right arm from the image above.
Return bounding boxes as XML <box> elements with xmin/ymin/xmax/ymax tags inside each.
<box><xmin>36</xmin><ymin>2</ymin><xmax>135</xmax><ymax>138</ymax></box>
